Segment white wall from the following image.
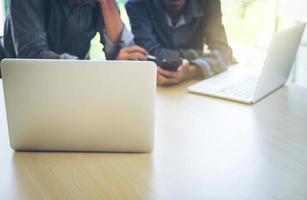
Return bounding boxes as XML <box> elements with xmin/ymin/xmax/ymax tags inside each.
<box><xmin>278</xmin><ymin>0</ymin><xmax>307</xmax><ymax>22</ymax></box>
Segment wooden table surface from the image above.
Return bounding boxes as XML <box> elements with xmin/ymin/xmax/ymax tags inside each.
<box><xmin>1</xmin><ymin>80</ymin><xmax>307</xmax><ymax>200</ymax></box>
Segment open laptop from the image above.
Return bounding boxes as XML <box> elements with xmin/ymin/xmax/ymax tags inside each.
<box><xmin>1</xmin><ymin>60</ymin><xmax>156</xmax><ymax>152</ymax></box>
<box><xmin>188</xmin><ymin>24</ymin><xmax>306</xmax><ymax>104</ymax></box>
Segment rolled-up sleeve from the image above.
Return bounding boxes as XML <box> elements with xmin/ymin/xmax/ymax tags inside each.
<box><xmin>191</xmin><ymin>50</ymin><xmax>230</xmax><ymax>79</ymax></box>
<box><xmin>103</xmin><ymin>25</ymin><xmax>134</xmax><ymax>60</ymax></box>
<box><xmin>196</xmin><ymin>0</ymin><xmax>233</xmax><ymax>78</ymax></box>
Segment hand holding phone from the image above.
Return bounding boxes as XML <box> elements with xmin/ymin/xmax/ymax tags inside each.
<box><xmin>161</xmin><ymin>58</ymin><xmax>183</xmax><ymax>72</ymax></box>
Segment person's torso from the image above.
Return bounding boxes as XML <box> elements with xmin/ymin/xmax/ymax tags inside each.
<box><xmin>147</xmin><ymin>0</ymin><xmax>207</xmax><ymax>51</ymax></box>
<box><xmin>5</xmin><ymin>0</ymin><xmax>103</xmax><ymax>59</ymax></box>
<box><xmin>45</xmin><ymin>0</ymin><xmax>102</xmax><ymax>58</ymax></box>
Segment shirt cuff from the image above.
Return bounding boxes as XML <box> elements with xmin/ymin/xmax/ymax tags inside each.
<box><xmin>191</xmin><ymin>58</ymin><xmax>214</xmax><ymax>79</ymax></box>
<box><xmin>191</xmin><ymin>50</ymin><xmax>231</xmax><ymax>79</ymax></box>
<box><xmin>103</xmin><ymin>26</ymin><xmax>134</xmax><ymax>54</ymax></box>
<box><xmin>60</xmin><ymin>53</ymin><xmax>79</xmax><ymax>60</ymax></box>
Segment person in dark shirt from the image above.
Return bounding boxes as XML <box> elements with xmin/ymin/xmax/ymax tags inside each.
<box><xmin>2</xmin><ymin>0</ymin><xmax>147</xmax><ymax>61</ymax></box>
<box><xmin>126</xmin><ymin>0</ymin><xmax>235</xmax><ymax>86</ymax></box>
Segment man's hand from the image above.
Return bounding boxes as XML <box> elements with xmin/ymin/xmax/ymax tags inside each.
<box><xmin>157</xmin><ymin>61</ymin><xmax>203</xmax><ymax>86</ymax></box>
<box><xmin>116</xmin><ymin>45</ymin><xmax>148</xmax><ymax>60</ymax></box>
<box><xmin>157</xmin><ymin>62</ymin><xmax>189</xmax><ymax>86</ymax></box>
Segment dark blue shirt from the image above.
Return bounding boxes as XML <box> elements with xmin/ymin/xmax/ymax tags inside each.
<box><xmin>126</xmin><ymin>0</ymin><xmax>234</xmax><ymax>78</ymax></box>
<box><xmin>3</xmin><ymin>0</ymin><xmax>125</xmax><ymax>60</ymax></box>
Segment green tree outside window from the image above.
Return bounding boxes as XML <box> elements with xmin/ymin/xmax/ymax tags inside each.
<box><xmin>4</xmin><ymin>0</ymin><xmax>9</xmax><ymax>15</ymax></box>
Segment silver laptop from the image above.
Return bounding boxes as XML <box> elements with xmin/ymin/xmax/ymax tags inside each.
<box><xmin>1</xmin><ymin>60</ymin><xmax>156</xmax><ymax>152</ymax></box>
<box><xmin>188</xmin><ymin>24</ymin><xmax>306</xmax><ymax>104</ymax></box>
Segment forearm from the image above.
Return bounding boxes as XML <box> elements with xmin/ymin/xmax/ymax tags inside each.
<box><xmin>188</xmin><ymin>64</ymin><xmax>204</xmax><ymax>80</ymax></box>
<box><xmin>191</xmin><ymin>50</ymin><xmax>231</xmax><ymax>79</ymax></box>
<box><xmin>18</xmin><ymin>49</ymin><xmax>78</xmax><ymax>60</ymax></box>
<box><xmin>146</xmin><ymin>46</ymin><xmax>204</xmax><ymax>66</ymax></box>
<box><xmin>13</xmin><ymin>37</ymin><xmax>63</xmax><ymax>59</ymax></box>
<box><xmin>15</xmin><ymin>41</ymin><xmax>78</xmax><ymax>59</ymax></box>
<box><xmin>99</xmin><ymin>0</ymin><xmax>123</xmax><ymax>44</ymax></box>
<box><xmin>19</xmin><ymin>49</ymin><xmax>61</xmax><ymax>59</ymax></box>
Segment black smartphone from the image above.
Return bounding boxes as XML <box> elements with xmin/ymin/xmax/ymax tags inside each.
<box><xmin>161</xmin><ymin>58</ymin><xmax>183</xmax><ymax>72</ymax></box>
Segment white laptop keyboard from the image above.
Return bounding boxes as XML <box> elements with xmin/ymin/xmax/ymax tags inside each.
<box><xmin>217</xmin><ymin>76</ymin><xmax>258</xmax><ymax>99</ymax></box>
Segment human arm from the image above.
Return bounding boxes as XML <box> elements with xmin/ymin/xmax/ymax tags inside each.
<box><xmin>191</xmin><ymin>0</ymin><xmax>234</xmax><ymax>78</ymax></box>
<box><xmin>126</xmin><ymin>0</ymin><xmax>234</xmax><ymax>80</ymax></box>
<box><xmin>9</xmin><ymin>0</ymin><xmax>77</xmax><ymax>59</ymax></box>
<box><xmin>157</xmin><ymin>62</ymin><xmax>203</xmax><ymax>86</ymax></box>
<box><xmin>125</xmin><ymin>0</ymin><xmax>202</xmax><ymax>64</ymax></box>
<box><xmin>99</xmin><ymin>0</ymin><xmax>124</xmax><ymax>44</ymax></box>
<box><xmin>99</xmin><ymin>0</ymin><xmax>147</xmax><ymax>60</ymax></box>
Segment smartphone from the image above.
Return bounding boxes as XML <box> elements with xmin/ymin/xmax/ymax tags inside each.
<box><xmin>161</xmin><ymin>58</ymin><xmax>183</xmax><ymax>72</ymax></box>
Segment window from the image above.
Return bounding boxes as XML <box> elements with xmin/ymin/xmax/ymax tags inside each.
<box><xmin>0</xmin><ymin>0</ymin><xmax>5</xmax><ymax>36</ymax></box>
<box><xmin>221</xmin><ymin>0</ymin><xmax>307</xmax><ymax>87</ymax></box>
<box><xmin>221</xmin><ymin>0</ymin><xmax>278</xmax><ymax>69</ymax></box>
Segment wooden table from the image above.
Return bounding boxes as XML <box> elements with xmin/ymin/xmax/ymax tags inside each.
<box><xmin>1</xmin><ymin>80</ymin><xmax>307</xmax><ymax>200</ymax></box>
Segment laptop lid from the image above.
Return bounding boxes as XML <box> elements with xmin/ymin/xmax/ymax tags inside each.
<box><xmin>254</xmin><ymin>24</ymin><xmax>306</xmax><ymax>102</ymax></box>
<box><xmin>1</xmin><ymin>59</ymin><xmax>156</xmax><ymax>152</ymax></box>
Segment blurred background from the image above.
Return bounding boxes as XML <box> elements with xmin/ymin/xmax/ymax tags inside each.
<box><xmin>0</xmin><ymin>0</ymin><xmax>306</xmax><ymax>87</ymax></box>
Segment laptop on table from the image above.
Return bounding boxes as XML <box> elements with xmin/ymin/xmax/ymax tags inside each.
<box><xmin>188</xmin><ymin>24</ymin><xmax>306</xmax><ymax>104</ymax></box>
<box><xmin>1</xmin><ymin>60</ymin><xmax>156</xmax><ymax>152</ymax></box>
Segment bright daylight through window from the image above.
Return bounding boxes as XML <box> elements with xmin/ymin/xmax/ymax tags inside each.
<box><xmin>0</xmin><ymin>0</ymin><xmax>5</xmax><ymax>36</ymax></box>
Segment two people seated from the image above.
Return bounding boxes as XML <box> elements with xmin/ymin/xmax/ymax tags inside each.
<box><xmin>1</xmin><ymin>0</ymin><xmax>234</xmax><ymax>85</ymax></box>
